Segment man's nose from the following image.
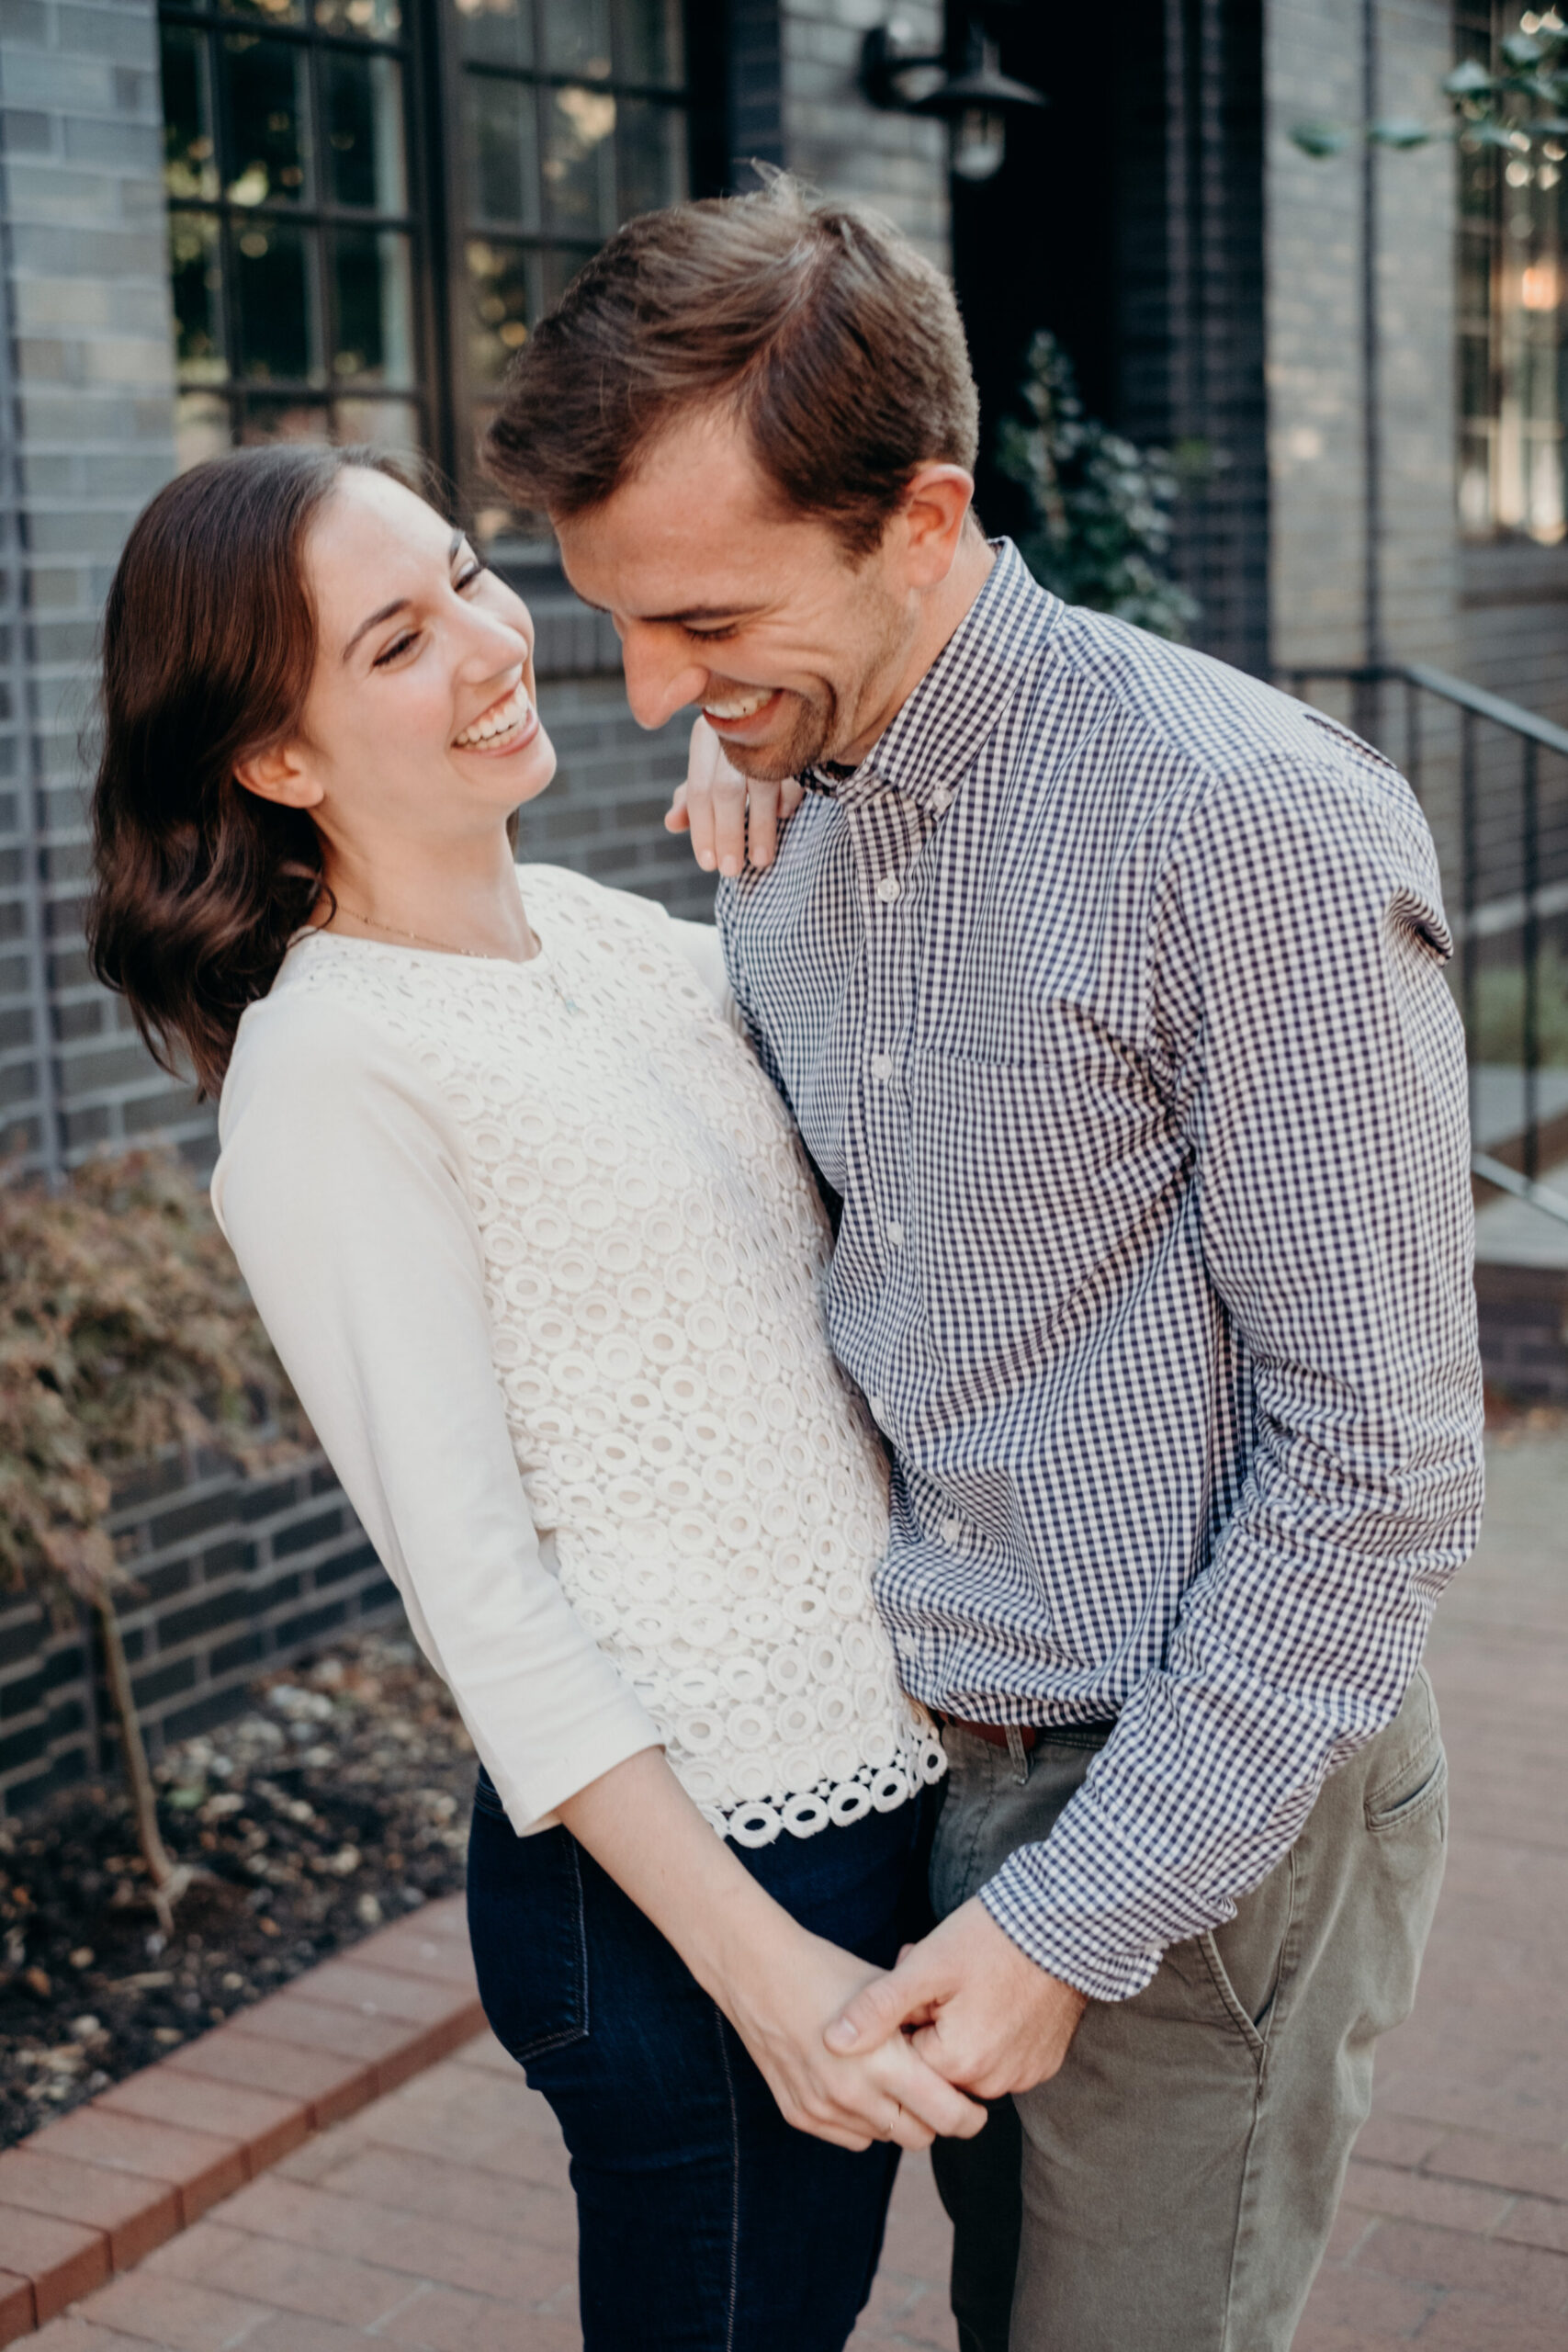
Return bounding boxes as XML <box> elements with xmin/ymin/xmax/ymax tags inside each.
<box><xmin>619</xmin><ymin>622</ymin><xmax>707</xmax><ymax>730</ymax></box>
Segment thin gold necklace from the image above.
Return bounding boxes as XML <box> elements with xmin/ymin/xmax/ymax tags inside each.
<box><xmin>328</xmin><ymin>901</ymin><xmax>580</xmax><ymax>1013</ymax></box>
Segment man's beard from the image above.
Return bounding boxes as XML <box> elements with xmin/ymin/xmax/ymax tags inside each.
<box><xmin>719</xmin><ymin>684</ymin><xmax>839</xmax><ymax>784</ymax></box>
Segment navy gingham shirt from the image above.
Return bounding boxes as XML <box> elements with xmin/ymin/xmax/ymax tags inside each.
<box><xmin>717</xmin><ymin>541</ymin><xmax>1484</xmax><ymax>2003</ymax></box>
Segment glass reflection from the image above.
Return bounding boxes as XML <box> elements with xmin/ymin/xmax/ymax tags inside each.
<box><xmin>543</xmin><ymin>85</ymin><xmax>615</xmax><ymax>235</ymax></box>
<box><xmin>465</xmin><ymin>74</ymin><xmax>540</xmax><ymax>229</ymax></box>
<box><xmin>616</xmin><ymin>96</ymin><xmax>685</xmax><ymax>222</ymax></box>
<box><xmin>239</xmin><ymin>401</ymin><xmax>333</xmax><ymax>443</ymax></box>
<box><xmin>332</xmin><ymin>229</ymin><xmax>414</xmax><ymax>385</ymax></box>
<box><xmin>334</xmin><ymin>396</ymin><xmax>422</xmax><ymax>450</ymax></box>
<box><xmin>323</xmin><ymin>51</ymin><xmax>406</xmax><ymax>209</ymax></box>
<box><xmin>312</xmin><ymin>0</ymin><xmax>403</xmax><ymax>34</ymax></box>
<box><xmin>614</xmin><ymin>0</ymin><xmax>682</xmax><ymax>87</ymax></box>
<box><xmin>467</xmin><ymin>237</ymin><xmax>532</xmax><ymax>387</ymax></box>
<box><xmin>454</xmin><ymin>0</ymin><xmax>532</xmax><ymax>71</ymax></box>
<box><xmin>223</xmin><ymin>34</ymin><xmax>310</xmax><ymax>205</ymax></box>
<box><xmin>218</xmin><ymin>0</ymin><xmax>306</xmax><ymax>24</ymax></box>
<box><xmin>169</xmin><ymin>213</ymin><xmax>225</xmax><ymax>380</ymax></box>
<box><xmin>162</xmin><ymin>27</ymin><xmax>219</xmax><ymax>200</ymax></box>
<box><xmin>233</xmin><ymin>218</ymin><xmax>316</xmax><ymax>381</ymax></box>
<box><xmin>543</xmin><ymin>0</ymin><xmax>610</xmax><ymax>77</ymax></box>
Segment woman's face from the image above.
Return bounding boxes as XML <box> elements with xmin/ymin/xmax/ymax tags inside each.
<box><xmin>272</xmin><ymin>467</ymin><xmax>555</xmax><ymax>855</ymax></box>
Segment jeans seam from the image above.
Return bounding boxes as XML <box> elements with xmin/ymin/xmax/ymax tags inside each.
<box><xmin>715</xmin><ymin>2006</ymin><xmax>741</xmax><ymax>2352</ymax></box>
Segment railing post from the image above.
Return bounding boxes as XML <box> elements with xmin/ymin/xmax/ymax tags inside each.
<box><xmin>1522</xmin><ymin>734</ymin><xmax>1540</xmax><ymax>1183</ymax></box>
<box><xmin>1461</xmin><ymin>707</ymin><xmax>1479</xmax><ymax>1148</ymax></box>
<box><xmin>1404</xmin><ymin>674</ymin><xmax>1422</xmax><ymax>805</ymax></box>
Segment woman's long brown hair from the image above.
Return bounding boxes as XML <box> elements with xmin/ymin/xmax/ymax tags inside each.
<box><xmin>88</xmin><ymin>443</ymin><xmax>416</xmax><ymax>1097</ymax></box>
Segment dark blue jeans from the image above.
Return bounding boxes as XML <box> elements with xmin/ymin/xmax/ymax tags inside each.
<box><xmin>467</xmin><ymin>1772</ymin><xmax>928</xmax><ymax>2352</ymax></box>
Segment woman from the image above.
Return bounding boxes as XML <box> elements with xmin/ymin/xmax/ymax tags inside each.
<box><xmin>87</xmin><ymin>445</ymin><xmax>981</xmax><ymax>2350</ymax></box>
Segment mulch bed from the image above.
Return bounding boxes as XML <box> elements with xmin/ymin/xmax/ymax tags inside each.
<box><xmin>0</xmin><ymin>1632</ymin><xmax>477</xmax><ymax>2150</ymax></box>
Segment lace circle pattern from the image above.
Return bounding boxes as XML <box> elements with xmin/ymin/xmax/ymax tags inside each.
<box><xmin>286</xmin><ymin>866</ymin><xmax>944</xmax><ymax>1840</ymax></box>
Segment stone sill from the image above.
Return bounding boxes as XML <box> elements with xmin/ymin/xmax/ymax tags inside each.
<box><xmin>0</xmin><ymin>1896</ymin><xmax>480</xmax><ymax>2340</ymax></box>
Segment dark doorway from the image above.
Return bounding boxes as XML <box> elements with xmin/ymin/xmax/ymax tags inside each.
<box><xmin>949</xmin><ymin>0</ymin><xmax>1269</xmax><ymax>676</ymax></box>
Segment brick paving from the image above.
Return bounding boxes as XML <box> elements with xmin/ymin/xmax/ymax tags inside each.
<box><xmin>13</xmin><ymin>1430</ymin><xmax>1566</xmax><ymax>2349</ymax></box>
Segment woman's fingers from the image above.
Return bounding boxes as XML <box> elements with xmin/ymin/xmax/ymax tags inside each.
<box><xmin>668</xmin><ymin>719</ymin><xmax>800</xmax><ymax>876</ymax></box>
<box><xmin>873</xmin><ymin>2041</ymin><xmax>989</xmax><ymax>2142</ymax></box>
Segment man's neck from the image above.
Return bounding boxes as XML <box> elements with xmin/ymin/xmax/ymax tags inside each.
<box><xmin>838</xmin><ymin>530</ymin><xmax>998</xmax><ymax>769</ymax></box>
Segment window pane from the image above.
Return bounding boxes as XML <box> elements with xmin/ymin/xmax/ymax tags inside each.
<box><xmin>332</xmin><ymin>227</ymin><xmax>414</xmax><ymax>384</ymax></box>
<box><xmin>543</xmin><ymin>85</ymin><xmax>615</xmax><ymax>237</ymax></box>
<box><xmin>455</xmin><ymin>0</ymin><xmax>533</xmax><ymax>69</ymax></box>
<box><xmin>233</xmin><ymin>218</ymin><xmax>318</xmax><ymax>381</ymax></box>
<box><xmin>615</xmin><ymin>0</ymin><xmax>682</xmax><ymax>88</ymax></box>
<box><xmin>219</xmin><ymin>0</ymin><xmax>307</xmax><ymax>26</ymax></box>
<box><xmin>333</xmin><ymin>395</ymin><xmax>423</xmax><ymax>450</ymax></box>
<box><xmin>175</xmin><ymin>391</ymin><xmax>232</xmax><ymax>471</ymax></box>
<box><xmin>323</xmin><ymin>51</ymin><xmax>407</xmax><ymax>209</ymax></box>
<box><xmin>223</xmin><ymin>33</ymin><xmax>310</xmax><ymax>205</ymax></box>
<box><xmin>162</xmin><ymin>26</ymin><xmax>219</xmax><ymax>200</ymax></box>
<box><xmin>616</xmin><ymin>96</ymin><xmax>685</xmax><ymax>221</ymax></box>
<box><xmin>465</xmin><ymin>74</ymin><xmax>540</xmax><ymax>229</ymax></box>
<box><xmin>312</xmin><ymin>0</ymin><xmax>404</xmax><ymax>36</ymax></box>
<box><xmin>239</xmin><ymin>401</ymin><xmax>333</xmax><ymax>442</ymax></box>
<box><xmin>169</xmin><ymin>210</ymin><xmax>226</xmax><ymax>380</ymax></box>
<box><xmin>542</xmin><ymin>0</ymin><xmax>610</xmax><ymax>77</ymax></box>
<box><xmin>467</xmin><ymin>235</ymin><xmax>534</xmax><ymax>386</ymax></box>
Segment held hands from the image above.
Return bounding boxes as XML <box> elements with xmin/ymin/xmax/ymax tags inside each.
<box><xmin>723</xmin><ymin>1920</ymin><xmax>989</xmax><ymax>2155</ymax></box>
<box><xmin>664</xmin><ymin>718</ymin><xmax>803</xmax><ymax>876</ymax></box>
<box><xmin>824</xmin><ymin>1897</ymin><xmax>1089</xmax><ymax>2103</ymax></box>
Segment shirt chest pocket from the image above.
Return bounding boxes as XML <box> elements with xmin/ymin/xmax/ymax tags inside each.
<box><xmin>907</xmin><ymin>1045</ymin><xmax>1181</xmax><ymax>1375</ymax></box>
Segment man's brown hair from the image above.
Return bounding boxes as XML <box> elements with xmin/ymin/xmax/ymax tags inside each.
<box><xmin>483</xmin><ymin>174</ymin><xmax>980</xmax><ymax>558</ymax></box>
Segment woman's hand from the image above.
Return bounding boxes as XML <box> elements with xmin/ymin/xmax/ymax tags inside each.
<box><xmin>559</xmin><ymin>1748</ymin><xmax>987</xmax><ymax>2153</ymax></box>
<box><xmin>719</xmin><ymin>1917</ymin><xmax>990</xmax><ymax>2154</ymax></box>
<box><xmin>664</xmin><ymin>718</ymin><xmax>804</xmax><ymax>876</ymax></box>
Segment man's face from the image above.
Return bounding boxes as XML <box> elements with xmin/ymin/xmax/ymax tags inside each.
<box><xmin>553</xmin><ymin>411</ymin><xmax>919</xmax><ymax>781</ymax></box>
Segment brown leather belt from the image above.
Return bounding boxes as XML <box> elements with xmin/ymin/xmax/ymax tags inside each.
<box><xmin>940</xmin><ymin>1716</ymin><xmax>1037</xmax><ymax>1752</ymax></box>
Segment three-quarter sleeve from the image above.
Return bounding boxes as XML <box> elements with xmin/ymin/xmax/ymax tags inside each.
<box><xmin>212</xmin><ymin>998</ymin><xmax>662</xmax><ymax>1833</ymax></box>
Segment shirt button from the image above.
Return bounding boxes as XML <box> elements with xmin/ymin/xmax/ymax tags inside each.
<box><xmin>930</xmin><ymin>790</ymin><xmax>953</xmax><ymax>817</ymax></box>
<box><xmin>870</xmin><ymin>1053</ymin><xmax>893</xmax><ymax>1082</ymax></box>
<box><xmin>941</xmin><ymin>1518</ymin><xmax>963</xmax><ymax>1544</ymax></box>
<box><xmin>886</xmin><ymin>1220</ymin><xmax>905</xmax><ymax>1246</ymax></box>
<box><xmin>874</xmin><ymin>875</ymin><xmax>901</xmax><ymax>904</ymax></box>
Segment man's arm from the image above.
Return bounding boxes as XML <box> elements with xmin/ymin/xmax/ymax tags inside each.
<box><xmin>830</xmin><ymin>755</ymin><xmax>1484</xmax><ymax>2088</ymax></box>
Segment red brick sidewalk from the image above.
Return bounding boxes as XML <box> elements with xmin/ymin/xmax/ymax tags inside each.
<box><xmin>15</xmin><ymin>1430</ymin><xmax>1568</xmax><ymax>2350</ymax></box>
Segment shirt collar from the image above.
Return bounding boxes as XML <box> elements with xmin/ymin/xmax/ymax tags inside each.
<box><xmin>801</xmin><ymin>539</ymin><xmax>1055</xmax><ymax>820</ymax></box>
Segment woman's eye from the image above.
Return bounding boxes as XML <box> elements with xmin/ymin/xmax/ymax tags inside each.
<box><xmin>456</xmin><ymin>563</ymin><xmax>485</xmax><ymax>594</ymax></box>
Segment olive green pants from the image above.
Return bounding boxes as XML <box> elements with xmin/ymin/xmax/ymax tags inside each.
<box><xmin>929</xmin><ymin>1671</ymin><xmax>1448</xmax><ymax>2352</ymax></box>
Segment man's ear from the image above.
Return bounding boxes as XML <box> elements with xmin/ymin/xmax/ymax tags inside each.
<box><xmin>898</xmin><ymin>464</ymin><xmax>976</xmax><ymax>588</ymax></box>
<box><xmin>234</xmin><ymin>741</ymin><xmax>322</xmax><ymax>811</ymax></box>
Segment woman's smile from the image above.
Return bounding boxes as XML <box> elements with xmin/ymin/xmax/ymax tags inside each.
<box><xmin>452</xmin><ymin>677</ymin><xmax>538</xmax><ymax>754</ymax></box>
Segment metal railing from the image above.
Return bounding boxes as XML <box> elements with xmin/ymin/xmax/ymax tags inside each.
<box><xmin>1280</xmin><ymin>662</ymin><xmax>1568</xmax><ymax>1229</ymax></box>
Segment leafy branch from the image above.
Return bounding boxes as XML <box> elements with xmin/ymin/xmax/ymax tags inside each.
<box><xmin>1292</xmin><ymin>12</ymin><xmax>1568</xmax><ymax>160</ymax></box>
<box><xmin>0</xmin><ymin>1151</ymin><xmax>308</xmax><ymax>1928</ymax></box>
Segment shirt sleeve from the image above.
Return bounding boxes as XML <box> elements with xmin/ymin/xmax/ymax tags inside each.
<box><xmin>211</xmin><ymin>1000</ymin><xmax>662</xmax><ymax>1834</ymax></box>
<box><xmin>980</xmin><ymin>754</ymin><xmax>1485</xmax><ymax>2001</ymax></box>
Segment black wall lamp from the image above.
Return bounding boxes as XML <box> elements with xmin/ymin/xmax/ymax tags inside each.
<box><xmin>860</xmin><ymin>13</ymin><xmax>1046</xmax><ymax>184</ymax></box>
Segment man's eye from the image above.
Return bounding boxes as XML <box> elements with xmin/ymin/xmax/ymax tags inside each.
<box><xmin>373</xmin><ymin>630</ymin><xmax>418</xmax><ymax>668</ymax></box>
<box><xmin>686</xmin><ymin>623</ymin><xmax>739</xmax><ymax>644</ymax></box>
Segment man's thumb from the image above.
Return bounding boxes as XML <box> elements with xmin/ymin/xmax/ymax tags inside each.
<box><xmin>825</xmin><ymin>1969</ymin><xmax>918</xmax><ymax>2056</ymax></box>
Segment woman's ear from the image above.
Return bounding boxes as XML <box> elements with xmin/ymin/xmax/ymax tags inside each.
<box><xmin>234</xmin><ymin>741</ymin><xmax>322</xmax><ymax>810</ymax></box>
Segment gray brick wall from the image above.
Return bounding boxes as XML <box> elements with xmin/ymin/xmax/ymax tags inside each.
<box><xmin>778</xmin><ymin>1</ymin><xmax>949</xmax><ymax>268</ymax></box>
<box><xmin>0</xmin><ymin>1446</ymin><xmax>395</xmax><ymax>1817</ymax></box>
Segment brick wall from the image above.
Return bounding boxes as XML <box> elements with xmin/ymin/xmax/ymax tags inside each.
<box><xmin>0</xmin><ymin>1447</ymin><xmax>394</xmax><ymax>1818</ymax></box>
<box><xmin>778</xmin><ymin>0</ymin><xmax>949</xmax><ymax>268</ymax></box>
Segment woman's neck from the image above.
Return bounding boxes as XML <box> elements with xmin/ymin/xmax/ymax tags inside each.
<box><xmin>318</xmin><ymin>837</ymin><xmax>537</xmax><ymax>965</ymax></box>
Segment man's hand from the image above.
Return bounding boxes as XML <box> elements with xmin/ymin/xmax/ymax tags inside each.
<box><xmin>824</xmin><ymin>1897</ymin><xmax>1089</xmax><ymax>2102</ymax></box>
<box><xmin>723</xmin><ymin>1923</ymin><xmax>991</xmax><ymax>2155</ymax></box>
<box><xmin>664</xmin><ymin>717</ymin><xmax>803</xmax><ymax>875</ymax></box>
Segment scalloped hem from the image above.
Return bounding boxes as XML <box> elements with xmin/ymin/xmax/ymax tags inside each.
<box><xmin>698</xmin><ymin>1732</ymin><xmax>949</xmax><ymax>1848</ymax></box>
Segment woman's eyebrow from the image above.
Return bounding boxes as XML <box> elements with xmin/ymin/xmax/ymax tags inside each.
<box><xmin>342</xmin><ymin>534</ymin><xmax>464</xmax><ymax>662</ymax></box>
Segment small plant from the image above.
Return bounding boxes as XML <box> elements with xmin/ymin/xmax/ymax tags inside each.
<box><xmin>1292</xmin><ymin>9</ymin><xmax>1568</xmax><ymax>160</ymax></box>
<box><xmin>0</xmin><ymin>1152</ymin><xmax>306</xmax><ymax>1929</ymax></box>
<box><xmin>996</xmin><ymin>330</ymin><xmax>1200</xmax><ymax>642</ymax></box>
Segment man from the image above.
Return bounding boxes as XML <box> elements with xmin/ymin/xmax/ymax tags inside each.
<box><xmin>486</xmin><ymin>177</ymin><xmax>1483</xmax><ymax>2350</ymax></box>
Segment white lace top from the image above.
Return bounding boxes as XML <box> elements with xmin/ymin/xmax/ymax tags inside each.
<box><xmin>213</xmin><ymin>865</ymin><xmax>942</xmax><ymax>1845</ymax></box>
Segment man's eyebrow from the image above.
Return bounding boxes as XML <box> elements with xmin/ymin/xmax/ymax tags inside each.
<box><xmin>577</xmin><ymin>598</ymin><xmax>764</xmax><ymax>627</ymax></box>
<box><xmin>342</xmin><ymin>533</ymin><xmax>465</xmax><ymax>662</ymax></box>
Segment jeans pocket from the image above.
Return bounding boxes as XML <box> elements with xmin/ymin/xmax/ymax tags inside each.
<box><xmin>1364</xmin><ymin>1682</ymin><xmax>1449</xmax><ymax>1838</ymax></box>
<box><xmin>467</xmin><ymin>1808</ymin><xmax>590</xmax><ymax>2067</ymax></box>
